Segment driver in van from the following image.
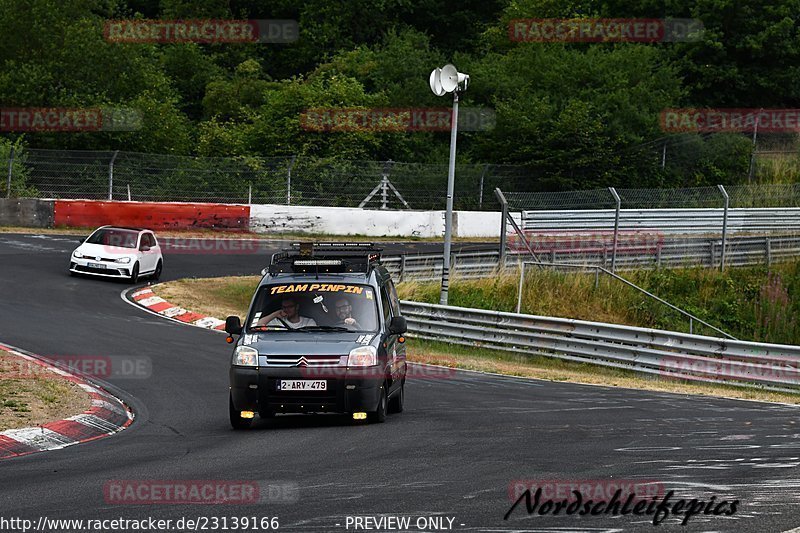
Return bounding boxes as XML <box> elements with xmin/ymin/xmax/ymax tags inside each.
<box><xmin>334</xmin><ymin>297</ymin><xmax>362</xmax><ymax>330</ymax></box>
<box><xmin>256</xmin><ymin>297</ymin><xmax>317</xmax><ymax>329</ymax></box>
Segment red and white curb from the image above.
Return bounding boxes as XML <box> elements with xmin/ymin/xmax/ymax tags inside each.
<box><xmin>0</xmin><ymin>344</ymin><xmax>134</xmax><ymax>460</ymax></box>
<box><xmin>128</xmin><ymin>287</ymin><xmax>226</xmax><ymax>330</ymax></box>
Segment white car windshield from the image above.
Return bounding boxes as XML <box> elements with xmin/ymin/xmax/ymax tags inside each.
<box><xmin>86</xmin><ymin>228</ymin><xmax>139</xmax><ymax>249</ymax></box>
<box><xmin>247</xmin><ymin>283</ymin><xmax>379</xmax><ymax>332</ymax></box>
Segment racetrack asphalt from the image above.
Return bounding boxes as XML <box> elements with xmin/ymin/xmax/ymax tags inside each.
<box><xmin>1</xmin><ymin>232</ymin><xmax>799</xmax><ymax>532</ymax></box>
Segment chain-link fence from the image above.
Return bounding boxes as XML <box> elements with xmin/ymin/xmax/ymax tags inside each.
<box><xmin>0</xmin><ymin>148</ymin><xmax>538</xmax><ymax>210</ymax></box>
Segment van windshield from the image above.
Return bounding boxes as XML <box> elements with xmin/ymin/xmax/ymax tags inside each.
<box><xmin>246</xmin><ymin>283</ymin><xmax>380</xmax><ymax>332</ymax></box>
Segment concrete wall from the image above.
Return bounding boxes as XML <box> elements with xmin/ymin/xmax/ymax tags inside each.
<box><xmin>249</xmin><ymin>204</ymin><xmax>504</xmax><ymax>237</ymax></box>
<box><xmin>53</xmin><ymin>200</ymin><xmax>250</xmax><ymax>230</ymax></box>
<box><xmin>0</xmin><ymin>198</ymin><xmax>54</xmax><ymax>228</ymax></box>
<box><xmin>1</xmin><ymin>198</ymin><xmax>506</xmax><ymax>238</ymax></box>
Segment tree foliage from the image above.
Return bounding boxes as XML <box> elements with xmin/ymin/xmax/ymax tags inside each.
<box><xmin>0</xmin><ymin>0</ymin><xmax>796</xmax><ymax>190</ymax></box>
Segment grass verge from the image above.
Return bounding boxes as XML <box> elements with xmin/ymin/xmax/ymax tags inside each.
<box><xmin>150</xmin><ymin>275</ymin><xmax>800</xmax><ymax>405</ymax></box>
<box><xmin>0</xmin><ymin>352</ymin><xmax>90</xmax><ymax>431</ymax></box>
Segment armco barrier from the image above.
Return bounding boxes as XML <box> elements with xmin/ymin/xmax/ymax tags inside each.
<box><xmin>384</xmin><ymin>234</ymin><xmax>800</xmax><ymax>281</ymax></box>
<box><xmin>522</xmin><ymin>208</ymin><xmax>800</xmax><ymax>234</ymax></box>
<box><xmin>400</xmin><ymin>300</ymin><xmax>800</xmax><ymax>393</ymax></box>
<box><xmin>53</xmin><ymin>200</ymin><xmax>249</xmax><ymax>230</ymax></box>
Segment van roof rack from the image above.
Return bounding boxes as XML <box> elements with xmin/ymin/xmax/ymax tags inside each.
<box><xmin>268</xmin><ymin>242</ymin><xmax>383</xmax><ymax>274</ymax></box>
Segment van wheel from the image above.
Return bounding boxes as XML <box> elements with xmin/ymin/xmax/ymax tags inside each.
<box><xmin>388</xmin><ymin>381</ymin><xmax>404</xmax><ymax>414</ymax></box>
<box><xmin>368</xmin><ymin>383</ymin><xmax>388</xmax><ymax>423</ymax></box>
<box><xmin>229</xmin><ymin>393</ymin><xmax>252</xmax><ymax>430</ymax></box>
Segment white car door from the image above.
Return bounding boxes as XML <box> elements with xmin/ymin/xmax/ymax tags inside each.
<box><xmin>138</xmin><ymin>233</ymin><xmax>157</xmax><ymax>272</ymax></box>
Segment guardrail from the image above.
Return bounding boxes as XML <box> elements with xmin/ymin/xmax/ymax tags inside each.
<box><xmin>382</xmin><ymin>233</ymin><xmax>800</xmax><ymax>281</ymax></box>
<box><xmin>522</xmin><ymin>208</ymin><xmax>800</xmax><ymax>234</ymax></box>
<box><xmin>400</xmin><ymin>300</ymin><xmax>800</xmax><ymax>394</ymax></box>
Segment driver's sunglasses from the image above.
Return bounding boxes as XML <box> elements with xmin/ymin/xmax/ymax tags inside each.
<box><xmin>336</xmin><ymin>304</ymin><xmax>351</xmax><ymax>311</ymax></box>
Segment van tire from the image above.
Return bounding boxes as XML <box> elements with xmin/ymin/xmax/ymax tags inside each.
<box><xmin>368</xmin><ymin>383</ymin><xmax>388</xmax><ymax>423</ymax></box>
<box><xmin>388</xmin><ymin>381</ymin><xmax>404</xmax><ymax>414</ymax></box>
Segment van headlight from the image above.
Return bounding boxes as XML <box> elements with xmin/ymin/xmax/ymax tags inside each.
<box><xmin>233</xmin><ymin>346</ymin><xmax>258</xmax><ymax>367</ymax></box>
<box><xmin>116</xmin><ymin>257</ymin><xmax>131</xmax><ymax>264</ymax></box>
<box><xmin>73</xmin><ymin>251</ymin><xmax>84</xmax><ymax>258</ymax></box>
<box><xmin>348</xmin><ymin>346</ymin><xmax>377</xmax><ymax>367</ymax></box>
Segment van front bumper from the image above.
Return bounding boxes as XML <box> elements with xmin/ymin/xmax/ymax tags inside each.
<box><xmin>230</xmin><ymin>366</ymin><xmax>383</xmax><ymax>416</ymax></box>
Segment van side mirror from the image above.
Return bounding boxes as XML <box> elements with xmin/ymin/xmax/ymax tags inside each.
<box><xmin>225</xmin><ymin>316</ymin><xmax>243</xmax><ymax>335</ymax></box>
<box><xmin>388</xmin><ymin>316</ymin><xmax>407</xmax><ymax>335</ymax></box>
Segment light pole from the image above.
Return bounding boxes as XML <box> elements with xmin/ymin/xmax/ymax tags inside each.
<box><xmin>430</xmin><ymin>64</ymin><xmax>469</xmax><ymax>305</ymax></box>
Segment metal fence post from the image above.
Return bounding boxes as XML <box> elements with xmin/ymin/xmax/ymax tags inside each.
<box><xmin>6</xmin><ymin>147</ymin><xmax>13</xmax><ymax>198</ymax></box>
<box><xmin>495</xmin><ymin>188</ymin><xmax>508</xmax><ymax>268</ymax></box>
<box><xmin>286</xmin><ymin>155</ymin><xmax>296</xmax><ymax>205</ymax></box>
<box><xmin>399</xmin><ymin>254</ymin><xmax>406</xmax><ymax>282</ymax></box>
<box><xmin>108</xmin><ymin>150</ymin><xmax>119</xmax><ymax>200</ymax></box>
<box><xmin>609</xmin><ymin>187</ymin><xmax>621</xmax><ymax>273</ymax></box>
<box><xmin>766</xmin><ymin>237</ymin><xmax>772</xmax><ymax>267</ymax></box>
<box><xmin>516</xmin><ymin>261</ymin><xmax>525</xmax><ymax>313</ymax></box>
<box><xmin>748</xmin><ymin>110</ymin><xmax>762</xmax><ymax>182</ymax></box>
<box><xmin>380</xmin><ymin>160</ymin><xmax>394</xmax><ymax>210</ymax></box>
<box><xmin>248</xmin><ymin>182</ymin><xmax>252</xmax><ymax>205</ymax></box>
<box><xmin>478</xmin><ymin>163</ymin><xmax>489</xmax><ymax>210</ymax></box>
<box><xmin>718</xmin><ymin>184</ymin><xmax>729</xmax><ymax>271</ymax></box>
<box><xmin>127</xmin><ymin>184</ymin><xmax>131</xmax><ymax>201</ymax></box>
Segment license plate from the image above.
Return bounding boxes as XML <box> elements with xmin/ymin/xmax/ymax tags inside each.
<box><xmin>278</xmin><ymin>380</ymin><xmax>327</xmax><ymax>391</ymax></box>
<box><xmin>86</xmin><ymin>262</ymin><xmax>106</xmax><ymax>269</ymax></box>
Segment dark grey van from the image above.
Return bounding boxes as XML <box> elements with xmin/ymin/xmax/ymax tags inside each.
<box><xmin>225</xmin><ymin>243</ymin><xmax>407</xmax><ymax>429</ymax></box>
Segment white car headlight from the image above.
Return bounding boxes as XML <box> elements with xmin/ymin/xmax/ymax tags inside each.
<box><xmin>348</xmin><ymin>345</ymin><xmax>377</xmax><ymax>367</ymax></box>
<box><xmin>233</xmin><ymin>346</ymin><xmax>258</xmax><ymax>367</ymax></box>
<box><xmin>116</xmin><ymin>257</ymin><xmax>131</xmax><ymax>264</ymax></box>
<box><xmin>73</xmin><ymin>250</ymin><xmax>84</xmax><ymax>258</ymax></box>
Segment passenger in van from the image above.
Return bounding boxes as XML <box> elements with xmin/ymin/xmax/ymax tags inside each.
<box><xmin>334</xmin><ymin>297</ymin><xmax>362</xmax><ymax>330</ymax></box>
<box><xmin>257</xmin><ymin>297</ymin><xmax>317</xmax><ymax>329</ymax></box>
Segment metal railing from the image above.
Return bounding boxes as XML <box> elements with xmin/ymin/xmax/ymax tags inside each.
<box><xmin>382</xmin><ymin>233</ymin><xmax>800</xmax><ymax>282</ymax></box>
<box><xmin>521</xmin><ymin>207</ymin><xmax>800</xmax><ymax>234</ymax></box>
<box><xmin>400</xmin><ymin>300</ymin><xmax>800</xmax><ymax>394</ymax></box>
<box><xmin>497</xmin><ymin>186</ymin><xmax>800</xmax><ymax>273</ymax></box>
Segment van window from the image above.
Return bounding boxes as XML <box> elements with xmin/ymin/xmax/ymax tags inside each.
<box><xmin>380</xmin><ymin>287</ymin><xmax>392</xmax><ymax>323</ymax></box>
<box><xmin>386</xmin><ymin>279</ymin><xmax>401</xmax><ymax>316</ymax></box>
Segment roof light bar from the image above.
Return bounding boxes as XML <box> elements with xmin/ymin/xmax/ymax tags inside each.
<box><xmin>293</xmin><ymin>259</ymin><xmax>343</xmax><ymax>266</ymax></box>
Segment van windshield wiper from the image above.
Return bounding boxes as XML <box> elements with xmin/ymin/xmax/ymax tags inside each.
<box><xmin>296</xmin><ymin>325</ymin><xmax>350</xmax><ymax>332</ymax></box>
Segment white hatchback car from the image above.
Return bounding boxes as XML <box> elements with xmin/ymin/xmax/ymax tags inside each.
<box><xmin>69</xmin><ymin>226</ymin><xmax>163</xmax><ymax>283</ymax></box>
